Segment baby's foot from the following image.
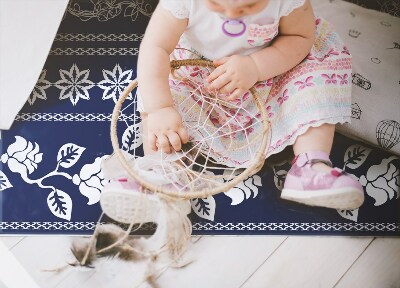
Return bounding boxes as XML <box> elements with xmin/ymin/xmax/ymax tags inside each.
<box><xmin>281</xmin><ymin>151</ymin><xmax>364</xmax><ymax>210</ymax></box>
<box><xmin>310</xmin><ymin>162</ymin><xmax>333</xmax><ymax>172</ymax></box>
<box><xmin>100</xmin><ymin>152</ymin><xmax>191</xmax><ymax>224</ymax></box>
<box><xmin>100</xmin><ymin>179</ymin><xmax>161</xmax><ymax>224</ymax></box>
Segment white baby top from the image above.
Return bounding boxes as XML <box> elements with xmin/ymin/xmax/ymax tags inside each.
<box><xmin>160</xmin><ymin>0</ymin><xmax>306</xmax><ymax>60</ymax></box>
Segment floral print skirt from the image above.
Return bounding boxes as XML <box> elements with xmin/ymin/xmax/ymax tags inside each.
<box><xmin>139</xmin><ymin>18</ymin><xmax>352</xmax><ymax>167</ymax></box>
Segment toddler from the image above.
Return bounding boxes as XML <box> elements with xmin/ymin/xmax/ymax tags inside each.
<box><xmin>103</xmin><ymin>0</ymin><xmax>364</xmax><ymax>217</ymax></box>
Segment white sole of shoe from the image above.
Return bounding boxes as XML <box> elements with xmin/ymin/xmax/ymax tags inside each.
<box><xmin>100</xmin><ymin>186</ymin><xmax>160</xmax><ymax>225</ymax></box>
<box><xmin>281</xmin><ymin>187</ymin><xmax>364</xmax><ymax>210</ymax></box>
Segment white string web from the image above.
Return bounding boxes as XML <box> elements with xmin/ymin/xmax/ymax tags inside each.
<box><xmin>119</xmin><ymin>62</ymin><xmax>269</xmax><ymax>197</ymax></box>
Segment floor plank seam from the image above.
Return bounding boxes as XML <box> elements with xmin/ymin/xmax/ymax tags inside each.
<box><xmin>152</xmin><ymin>235</ymin><xmax>205</xmax><ymax>282</ymax></box>
<box><xmin>72</xmin><ymin>269</ymin><xmax>97</xmax><ymax>288</ymax></box>
<box><xmin>8</xmin><ymin>237</ymin><xmax>26</xmax><ymax>250</ymax></box>
<box><xmin>332</xmin><ymin>237</ymin><xmax>376</xmax><ymax>288</ymax></box>
<box><xmin>238</xmin><ymin>236</ymin><xmax>289</xmax><ymax>288</ymax></box>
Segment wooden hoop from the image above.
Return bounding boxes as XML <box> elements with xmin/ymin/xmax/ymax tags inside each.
<box><xmin>110</xmin><ymin>59</ymin><xmax>271</xmax><ymax>199</ymax></box>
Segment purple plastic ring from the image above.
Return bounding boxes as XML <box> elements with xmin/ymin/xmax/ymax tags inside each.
<box><xmin>222</xmin><ymin>19</ymin><xmax>247</xmax><ymax>37</ymax></box>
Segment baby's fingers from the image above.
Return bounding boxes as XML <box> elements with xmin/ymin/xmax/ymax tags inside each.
<box><xmin>219</xmin><ymin>81</ymin><xmax>236</xmax><ymax>94</ymax></box>
<box><xmin>213</xmin><ymin>57</ymin><xmax>229</xmax><ymax>67</ymax></box>
<box><xmin>227</xmin><ymin>88</ymin><xmax>246</xmax><ymax>101</ymax></box>
<box><xmin>207</xmin><ymin>65</ymin><xmax>225</xmax><ymax>86</ymax></box>
<box><xmin>167</xmin><ymin>131</ymin><xmax>183</xmax><ymax>152</ymax></box>
<box><xmin>156</xmin><ymin>134</ymin><xmax>172</xmax><ymax>154</ymax></box>
<box><xmin>209</xmin><ymin>73</ymin><xmax>231</xmax><ymax>91</ymax></box>
<box><xmin>178</xmin><ymin>126</ymin><xmax>189</xmax><ymax>144</ymax></box>
<box><xmin>148</xmin><ymin>133</ymin><xmax>158</xmax><ymax>152</ymax></box>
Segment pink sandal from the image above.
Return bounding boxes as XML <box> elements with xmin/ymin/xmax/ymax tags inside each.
<box><xmin>100</xmin><ymin>152</ymin><xmax>191</xmax><ymax>224</ymax></box>
<box><xmin>100</xmin><ymin>178</ymin><xmax>161</xmax><ymax>224</ymax></box>
<box><xmin>281</xmin><ymin>151</ymin><xmax>364</xmax><ymax>210</ymax></box>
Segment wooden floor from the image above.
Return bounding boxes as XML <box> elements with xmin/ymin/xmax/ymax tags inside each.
<box><xmin>0</xmin><ymin>235</ymin><xmax>399</xmax><ymax>288</ymax></box>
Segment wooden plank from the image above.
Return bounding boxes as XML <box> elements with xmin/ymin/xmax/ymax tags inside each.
<box><xmin>0</xmin><ymin>237</ymin><xmax>41</xmax><ymax>288</ymax></box>
<box><xmin>55</xmin><ymin>268</ymin><xmax>96</xmax><ymax>288</ymax></box>
<box><xmin>53</xmin><ymin>235</ymin><xmax>97</xmax><ymax>288</ymax></box>
<box><xmin>76</xmin><ymin>236</ymin><xmax>206</xmax><ymax>288</ymax></box>
<box><xmin>76</xmin><ymin>258</ymin><xmax>152</xmax><ymax>288</ymax></box>
<box><xmin>9</xmin><ymin>236</ymin><xmax>86</xmax><ymax>288</ymax></box>
<box><xmin>335</xmin><ymin>238</ymin><xmax>400</xmax><ymax>288</ymax></box>
<box><xmin>66</xmin><ymin>235</ymin><xmax>190</xmax><ymax>288</ymax></box>
<box><xmin>242</xmin><ymin>236</ymin><xmax>373</xmax><ymax>288</ymax></box>
<box><xmin>156</xmin><ymin>236</ymin><xmax>287</xmax><ymax>288</ymax></box>
<box><xmin>0</xmin><ymin>237</ymin><xmax>24</xmax><ymax>249</ymax></box>
<box><xmin>79</xmin><ymin>236</ymin><xmax>286</xmax><ymax>288</ymax></box>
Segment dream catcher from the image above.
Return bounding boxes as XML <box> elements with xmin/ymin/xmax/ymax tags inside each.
<box><xmin>71</xmin><ymin>59</ymin><xmax>271</xmax><ymax>285</ymax></box>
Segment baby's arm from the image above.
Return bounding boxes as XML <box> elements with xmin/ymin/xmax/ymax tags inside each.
<box><xmin>138</xmin><ymin>5</ymin><xmax>189</xmax><ymax>153</ymax></box>
<box><xmin>250</xmin><ymin>0</ymin><xmax>316</xmax><ymax>81</ymax></box>
<box><xmin>208</xmin><ymin>0</ymin><xmax>315</xmax><ymax>99</ymax></box>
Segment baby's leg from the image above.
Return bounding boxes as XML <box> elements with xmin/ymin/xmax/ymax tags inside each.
<box><xmin>100</xmin><ymin>112</ymin><xmax>161</xmax><ymax>225</ymax></box>
<box><xmin>282</xmin><ymin>123</ymin><xmax>364</xmax><ymax>210</ymax></box>
<box><xmin>292</xmin><ymin>123</ymin><xmax>334</xmax><ymax>172</ymax></box>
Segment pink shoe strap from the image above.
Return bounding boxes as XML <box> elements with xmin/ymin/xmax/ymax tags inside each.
<box><xmin>293</xmin><ymin>151</ymin><xmax>332</xmax><ymax>167</ymax></box>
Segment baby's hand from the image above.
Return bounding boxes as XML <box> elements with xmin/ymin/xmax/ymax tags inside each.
<box><xmin>147</xmin><ymin>106</ymin><xmax>189</xmax><ymax>153</ymax></box>
<box><xmin>207</xmin><ymin>55</ymin><xmax>259</xmax><ymax>100</ymax></box>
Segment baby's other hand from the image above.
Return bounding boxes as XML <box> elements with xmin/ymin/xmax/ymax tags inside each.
<box><xmin>147</xmin><ymin>106</ymin><xmax>189</xmax><ymax>153</ymax></box>
<box><xmin>207</xmin><ymin>55</ymin><xmax>259</xmax><ymax>100</ymax></box>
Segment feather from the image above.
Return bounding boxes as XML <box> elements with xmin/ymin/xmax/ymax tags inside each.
<box><xmin>70</xmin><ymin>237</ymin><xmax>97</xmax><ymax>267</ymax></box>
<box><xmin>71</xmin><ymin>223</ymin><xmax>147</xmax><ymax>266</ymax></box>
<box><xmin>145</xmin><ymin>274</ymin><xmax>161</xmax><ymax>288</ymax></box>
